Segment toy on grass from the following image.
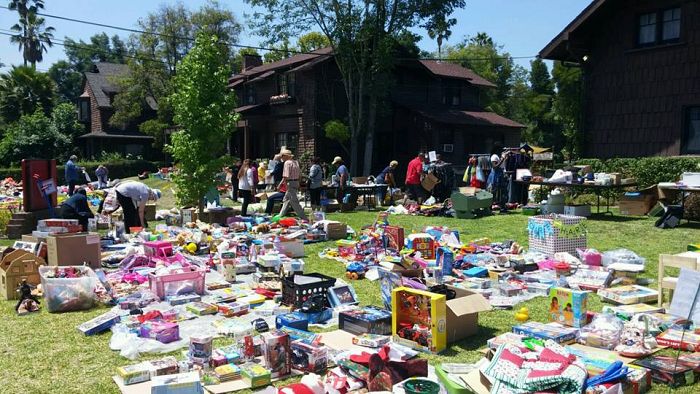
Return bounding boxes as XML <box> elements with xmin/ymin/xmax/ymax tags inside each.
<box><xmin>300</xmin><ymin>294</ymin><xmax>326</xmax><ymax>313</ymax></box>
<box><xmin>15</xmin><ymin>279</ymin><xmax>41</xmax><ymax>313</ymax></box>
<box><xmin>345</xmin><ymin>262</ymin><xmax>366</xmax><ymax>280</ymax></box>
<box><xmin>515</xmin><ymin>307</ymin><xmax>529</xmax><ymax>322</ymax></box>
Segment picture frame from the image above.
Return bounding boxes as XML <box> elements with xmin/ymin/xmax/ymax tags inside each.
<box><xmin>328</xmin><ymin>283</ymin><xmax>359</xmax><ymax>307</ymax></box>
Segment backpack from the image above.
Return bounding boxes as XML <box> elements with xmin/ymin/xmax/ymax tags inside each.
<box><xmin>655</xmin><ymin>205</ymin><xmax>683</xmax><ymax>229</ymax></box>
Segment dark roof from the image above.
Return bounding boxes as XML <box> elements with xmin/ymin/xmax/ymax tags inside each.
<box><xmin>83</xmin><ymin>62</ymin><xmax>157</xmax><ymax>110</ymax></box>
<box><xmin>234</xmin><ymin>103</ymin><xmax>267</xmax><ymax>113</ymax></box>
<box><xmin>229</xmin><ymin>47</ymin><xmax>333</xmax><ymax>86</ymax></box>
<box><xmin>398</xmin><ymin>101</ymin><xmax>524</xmax><ymax>129</ymax></box>
<box><xmin>540</xmin><ymin>0</ymin><xmax>610</xmax><ymax>61</ymax></box>
<box><xmin>418</xmin><ymin>60</ymin><xmax>496</xmax><ymax>87</ymax></box>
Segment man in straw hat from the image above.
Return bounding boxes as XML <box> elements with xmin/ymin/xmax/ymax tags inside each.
<box><xmin>277</xmin><ymin>149</ymin><xmax>307</xmax><ymax>220</ymax></box>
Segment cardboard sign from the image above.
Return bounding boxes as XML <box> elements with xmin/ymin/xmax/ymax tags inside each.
<box><xmin>38</xmin><ymin>178</ymin><xmax>57</xmax><ymax>195</ymax></box>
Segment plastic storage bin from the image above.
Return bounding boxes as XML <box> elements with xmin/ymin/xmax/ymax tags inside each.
<box><xmin>148</xmin><ymin>267</ymin><xmax>206</xmax><ymax>300</ymax></box>
<box><xmin>39</xmin><ymin>266</ymin><xmax>98</xmax><ymax>313</ymax></box>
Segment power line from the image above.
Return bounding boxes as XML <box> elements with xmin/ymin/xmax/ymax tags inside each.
<box><xmin>0</xmin><ymin>6</ymin><xmax>537</xmax><ymax>63</ymax></box>
<box><xmin>0</xmin><ymin>29</ymin><xmax>169</xmax><ymax>66</ymax></box>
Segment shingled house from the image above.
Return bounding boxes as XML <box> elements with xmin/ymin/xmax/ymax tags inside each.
<box><xmin>541</xmin><ymin>0</ymin><xmax>700</xmax><ymax>157</ymax></box>
<box><xmin>229</xmin><ymin>50</ymin><xmax>523</xmax><ymax>175</ymax></box>
<box><xmin>77</xmin><ymin>63</ymin><xmax>159</xmax><ymax>159</ymax></box>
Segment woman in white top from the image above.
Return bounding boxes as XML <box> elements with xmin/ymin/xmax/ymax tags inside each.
<box><xmin>114</xmin><ymin>181</ymin><xmax>161</xmax><ymax>233</ymax></box>
<box><xmin>237</xmin><ymin>159</ymin><xmax>255</xmax><ymax>216</ymax></box>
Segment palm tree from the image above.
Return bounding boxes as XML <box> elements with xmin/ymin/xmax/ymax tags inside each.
<box><xmin>470</xmin><ymin>32</ymin><xmax>494</xmax><ymax>48</ymax></box>
<box><xmin>0</xmin><ymin>66</ymin><xmax>55</xmax><ymax>122</ymax></box>
<box><xmin>8</xmin><ymin>0</ymin><xmax>54</xmax><ymax>68</ymax></box>
<box><xmin>427</xmin><ymin>16</ymin><xmax>455</xmax><ymax>60</ymax></box>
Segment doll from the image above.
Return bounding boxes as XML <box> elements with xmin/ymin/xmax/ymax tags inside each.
<box><xmin>15</xmin><ymin>279</ymin><xmax>40</xmax><ymax>313</ymax></box>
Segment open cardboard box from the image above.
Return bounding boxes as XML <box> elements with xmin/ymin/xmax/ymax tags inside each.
<box><xmin>446</xmin><ymin>285</ymin><xmax>492</xmax><ymax>343</ymax></box>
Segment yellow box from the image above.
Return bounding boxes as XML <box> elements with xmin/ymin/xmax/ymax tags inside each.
<box><xmin>392</xmin><ymin>286</ymin><xmax>447</xmax><ymax>354</ymax></box>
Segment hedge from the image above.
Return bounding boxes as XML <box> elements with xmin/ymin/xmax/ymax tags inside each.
<box><xmin>577</xmin><ymin>157</ymin><xmax>700</xmax><ymax>188</ymax></box>
<box><xmin>0</xmin><ymin>159</ymin><xmax>162</xmax><ymax>185</ymax></box>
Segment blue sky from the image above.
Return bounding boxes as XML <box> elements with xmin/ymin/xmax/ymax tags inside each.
<box><xmin>0</xmin><ymin>0</ymin><xmax>591</xmax><ymax>71</ymax></box>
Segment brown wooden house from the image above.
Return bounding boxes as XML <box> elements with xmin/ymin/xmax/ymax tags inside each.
<box><xmin>77</xmin><ymin>63</ymin><xmax>159</xmax><ymax>159</ymax></box>
<box><xmin>228</xmin><ymin>50</ymin><xmax>523</xmax><ymax>176</ymax></box>
<box><xmin>541</xmin><ymin>0</ymin><xmax>700</xmax><ymax>157</ymax></box>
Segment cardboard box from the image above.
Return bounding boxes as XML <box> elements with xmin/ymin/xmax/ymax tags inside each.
<box><xmin>46</xmin><ymin>232</ymin><xmax>101</xmax><ymax>269</ymax></box>
<box><xmin>384</xmin><ymin>225</ymin><xmax>405</xmax><ymax>250</ymax></box>
<box><xmin>421</xmin><ymin>173</ymin><xmax>440</xmax><ymax>192</ymax></box>
<box><xmin>633</xmin><ymin>356</ymin><xmax>698</xmax><ymax>387</ymax></box>
<box><xmin>445</xmin><ymin>285</ymin><xmax>491</xmax><ymax>343</ymax></box>
<box><xmin>339</xmin><ymin>306</ymin><xmax>392</xmax><ymax>335</ymax></box>
<box><xmin>548</xmin><ymin>287</ymin><xmax>589</xmax><ymax>327</ymax></box>
<box><xmin>324</xmin><ymin>221</ymin><xmax>347</xmax><ymax>240</ymax></box>
<box><xmin>656</xmin><ymin>328</ymin><xmax>700</xmax><ymax>351</ymax></box>
<box><xmin>512</xmin><ymin>322</ymin><xmax>578</xmax><ymax>344</ymax></box>
<box><xmin>151</xmin><ymin>372</ymin><xmax>203</xmax><ymax>394</ymax></box>
<box><xmin>145</xmin><ymin>203</ymin><xmax>156</xmax><ymax>221</ymax></box>
<box><xmin>181</xmin><ymin>208</ymin><xmax>198</xmax><ymax>224</ymax></box>
<box><xmin>392</xmin><ymin>287</ymin><xmax>447</xmax><ymax>353</ymax></box>
<box><xmin>597</xmin><ymin>285</ymin><xmax>658</xmax><ymax>305</ymax></box>
<box><xmin>262</xmin><ymin>330</ymin><xmax>291</xmax><ymax>378</ymax></box>
<box><xmin>619</xmin><ymin>186</ymin><xmax>658</xmax><ymax>216</ymax></box>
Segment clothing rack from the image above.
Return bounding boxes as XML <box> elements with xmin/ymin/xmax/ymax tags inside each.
<box><xmin>468</xmin><ymin>153</ymin><xmax>491</xmax><ymax>157</ymax></box>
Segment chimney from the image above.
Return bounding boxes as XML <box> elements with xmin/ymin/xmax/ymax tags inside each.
<box><xmin>242</xmin><ymin>54</ymin><xmax>263</xmax><ymax>71</ymax></box>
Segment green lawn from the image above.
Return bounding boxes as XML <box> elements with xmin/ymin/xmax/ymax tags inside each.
<box><xmin>0</xmin><ymin>210</ymin><xmax>699</xmax><ymax>393</ymax></box>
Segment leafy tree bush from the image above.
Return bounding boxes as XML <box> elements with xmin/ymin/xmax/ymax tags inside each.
<box><xmin>168</xmin><ymin>34</ymin><xmax>238</xmax><ymax>211</ymax></box>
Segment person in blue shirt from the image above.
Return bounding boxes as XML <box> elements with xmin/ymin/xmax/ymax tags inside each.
<box><xmin>64</xmin><ymin>155</ymin><xmax>84</xmax><ymax>196</ymax></box>
<box><xmin>375</xmin><ymin>160</ymin><xmax>398</xmax><ymax>205</ymax></box>
<box><xmin>332</xmin><ymin>156</ymin><xmax>349</xmax><ymax>204</ymax></box>
<box><xmin>61</xmin><ymin>188</ymin><xmax>94</xmax><ymax>231</ymax></box>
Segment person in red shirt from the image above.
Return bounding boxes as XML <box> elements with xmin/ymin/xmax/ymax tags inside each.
<box><xmin>405</xmin><ymin>152</ymin><xmax>426</xmax><ymax>203</ymax></box>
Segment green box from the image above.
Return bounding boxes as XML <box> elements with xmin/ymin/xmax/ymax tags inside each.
<box><xmin>240</xmin><ymin>363</ymin><xmax>271</xmax><ymax>388</ymax></box>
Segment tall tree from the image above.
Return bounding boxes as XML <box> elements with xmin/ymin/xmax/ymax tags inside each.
<box><xmin>263</xmin><ymin>38</ymin><xmax>294</xmax><ymax>63</ymax></box>
<box><xmin>426</xmin><ymin>14</ymin><xmax>455</xmax><ymax>59</ymax></box>
<box><xmin>0</xmin><ymin>65</ymin><xmax>54</xmax><ymax>123</ymax></box>
<box><xmin>168</xmin><ymin>33</ymin><xmax>238</xmax><ymax>212</ymax></box>
<box><xmin>49</xmin><ymin>33</ymin><xmax>128</xmax><ymax>103</ymax></box>
<box><xmin>9</xmin><ymin>0</ymin><xmax>55</xmax><ymax>68</ymax></box>
<box><xmin>552</xmin><ymin>61</ymin><xmax>584</xmax><ymax>157</ymax></box>
<box><xmin>297</xmin><ymin>32</ymin><xmax>330</xmax><ymax>53</ymax></box>
<box><xmin>247</xmin><ymin>0</ymin><xmax>466</xmax><ymax>175</ymax></box>
<box><xmin>444</xmin><ymin>33</ymin><xmax>516</xmax><ymax>117</ymax></box>
<box><xmin>111</xmin><ymin>1</ymin><xmax>241</xmax><ymax>148</ymax></box>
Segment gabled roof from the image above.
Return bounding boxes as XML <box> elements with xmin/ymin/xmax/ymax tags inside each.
<box><xmin>83</xmin><ymin>62</ymin><xmax>157</xmax><ymax>111</ymax></box>
<box><xmin>397</xmin><ymin>100</ymin><xmax>524</xmax><ymax>129</ymax></box>
<box><xmin>418</xmin><ymin>60</ymin><xmax>496</xmax><ymax>87</ymax></box>
<box><xmin>229</xmin><ymin>47</ymin><xmax>333</xmax><ymax>86</ymax></box>
<box><xmin>84</xmin><ymin>62</ymin><xmax>128</xmax><ymax>108</ymax></box>
<box><xmin>540</xmin><ymin>0</ymin><xmax>610</xmax><ymax>61</ymax></box>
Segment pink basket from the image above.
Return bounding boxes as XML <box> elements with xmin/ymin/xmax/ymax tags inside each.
<box><xmin>148</xmin><ymin>267</ymin><xmax>205</xmax><ymax>300</ymax></box>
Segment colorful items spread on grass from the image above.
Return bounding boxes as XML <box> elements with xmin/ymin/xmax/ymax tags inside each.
<box><xmin>15</xmin><ymin>208</ymin><xmax>700</xmax><ymax>394</ymax></box>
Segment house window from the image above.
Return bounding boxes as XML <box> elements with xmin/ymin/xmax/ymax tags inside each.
<box><xmin>683</xmin><ymin>107</ymin><xmax>700</xmax><ymax>154</ymax></box>
<box><xmin>637</xmin><ymin>7</ymin><xmax>681</xmax><ymax>46</ymax></box>
<box><xmin>78</xmin><ymin>99</ymin><xmax>90</xmax><ymax>123</ymax></box>
<box><xmin>245</xmin><ymin>85</ymin><xmax>255</xmax><ymax>105</ymax></box>
<box><xmin>442</xmin><ymin>85</ymin><xmax>461</xmax><ymax>106</ymax></box>
<box><xmin>662</xmin><ymin>8</ymin><xmax>681</xmax><ymax>41</ymax></box>
<box><xmin>288</xmin><ymin>73</ymin><xmax>296</xmax><ymax>97</ymax></box>
<box><xmin>277</xmin><ymin>73</ymin><xmax>288</xmax><ymax>95</ymax></box>
<box><xmin>638</xmin><ymin>13</ymin><xmax>657</xmax><ymax>45</ymax></box>
<box><xmin>275</xmin><ymin>132</ymin><xmax>298</xmax><ymax>152</ymax></box>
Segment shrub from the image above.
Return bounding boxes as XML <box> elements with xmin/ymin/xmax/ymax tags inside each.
<box><xmin>0</xmin><ymin>160</ymin><xmax>159</xmax><ymax>185</ymax></box>
<box><xmin>577</xmin><ymin>157</ymin><xmax>700</xmax><ymax>188</ymax></box>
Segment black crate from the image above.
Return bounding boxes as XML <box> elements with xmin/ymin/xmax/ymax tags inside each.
<box><xmin>281</xmin><ymin>273</ymin><xmax>336</xmax><ymax>308</ymax></box>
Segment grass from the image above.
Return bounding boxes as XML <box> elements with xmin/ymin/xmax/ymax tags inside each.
<box><xmin>1</xmin><ymin>209</ymin><xmax>699</xmax><ymax>393</ymax></box>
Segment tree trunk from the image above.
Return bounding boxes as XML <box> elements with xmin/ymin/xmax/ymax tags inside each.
<box><xmin>363</xmin><ymin>93</ymin><xmax>378</xmax><ymax>176</ymax></box>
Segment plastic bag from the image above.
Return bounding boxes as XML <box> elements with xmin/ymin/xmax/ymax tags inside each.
<box><xmin>579</xmin><ymin>312</ymin><xmax>624</xmax><ymax>350</ymax></box>
<box><xmin>602</xmin><ymin>249</ymin><xmax>645</xmax><ymax>267</ymax></box>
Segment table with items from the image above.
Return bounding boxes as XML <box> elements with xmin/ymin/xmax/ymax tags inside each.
<box><xmin>517</xmin><ymin>180</ymin><xmax>638</xmax><ymax>215</ymax></box>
